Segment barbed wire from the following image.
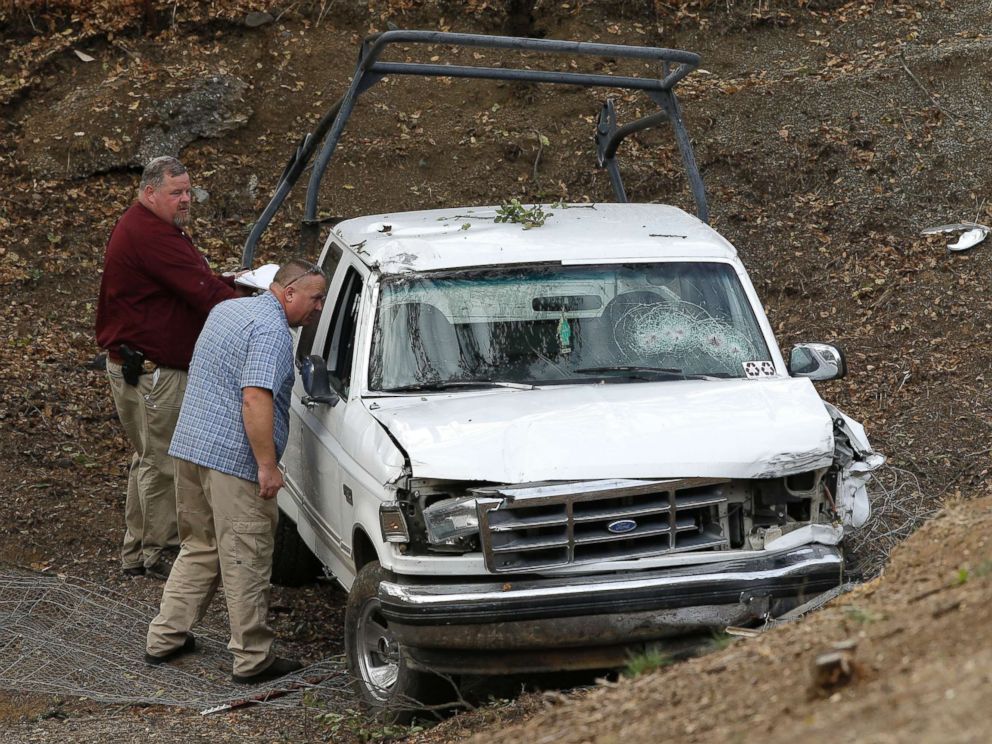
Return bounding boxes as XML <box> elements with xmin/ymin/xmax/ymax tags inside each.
<box><xmin>0</xmin><ymin>568</ymin><xmax>353</xmax><ymax>713</ymax></box>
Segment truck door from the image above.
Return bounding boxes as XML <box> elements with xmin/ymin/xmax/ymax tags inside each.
<box><xmin>283</xmin><ymin>241</ymin><xmax>341</xmax><ymax>531</ymax></box>
<box><xmin>292</xmin><ymin>256</ymin><xmax>366</xmax><ymax>578</ymax></box>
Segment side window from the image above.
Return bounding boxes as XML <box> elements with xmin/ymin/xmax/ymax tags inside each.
<box><xmin>321</xmin><ymin>267</ymin><xmax>363</xmax><ymax>398</ymax></box>
<box><xmin>295</xmin><ymin>242</ymin><xmax>344</xmax><ymax>363</ymax></box>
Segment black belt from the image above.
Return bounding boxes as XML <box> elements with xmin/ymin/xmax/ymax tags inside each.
<box><xmin>107</xmin><ymin>352</ymin><xmax>159</xmax><ymax>372</ymax></box>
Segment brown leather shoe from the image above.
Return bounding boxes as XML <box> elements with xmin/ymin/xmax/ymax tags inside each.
<box><xmin>231</xmin><ymin>657</ymin><xmax>303</xmax><ymax>685</ymax></box>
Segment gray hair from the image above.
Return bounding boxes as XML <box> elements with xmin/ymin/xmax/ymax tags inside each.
<box><xmin>139</xmin><ymin>156</ymin><xmax>187</xmax><ymax>191</ymax></box>
<box><xmin>273</xmin><ymin>259</ymin><xmax>326</xmax><ymax>287</ymax></box>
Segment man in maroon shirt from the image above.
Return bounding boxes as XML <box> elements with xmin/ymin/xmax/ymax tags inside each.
<box><xmin>96</xmin><ymin>156</ymin><xmax>239</xmax><ymax>579</ymax></box>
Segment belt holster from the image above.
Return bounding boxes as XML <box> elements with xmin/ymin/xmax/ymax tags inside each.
<box><xmin>118</xmin><ymin>344</ymin><xmax>146</xmax><ymax>386</ymax></box>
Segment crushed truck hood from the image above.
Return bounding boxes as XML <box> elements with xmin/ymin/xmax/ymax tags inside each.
<box><xmin>366</xmin><ymin>378</ymin><xmax>835</xmax><ymax>482</ymax></box>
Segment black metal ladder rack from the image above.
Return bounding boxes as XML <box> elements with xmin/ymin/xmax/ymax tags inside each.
<box><xmin>242</xmin><ymin>29</ymin><xmax>707</xmax><ymax>267</ymax></box>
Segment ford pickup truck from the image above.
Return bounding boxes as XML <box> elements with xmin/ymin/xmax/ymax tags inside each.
<box><xmin>241</xmin><ymin>30</ymin><xmax>884</xmax><ymax>717</ymax></box>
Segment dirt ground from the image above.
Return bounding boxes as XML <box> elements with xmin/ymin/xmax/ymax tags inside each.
<box><xmin>1</xmin><ymin>0</ymin><xmax>991</xmax><ymax>741</ymax></box>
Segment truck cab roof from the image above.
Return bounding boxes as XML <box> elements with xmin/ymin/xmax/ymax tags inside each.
<box><xmin>331</xmin><ymin>202</ymin><xmax>739</xmax><ymax>275</ymax></box>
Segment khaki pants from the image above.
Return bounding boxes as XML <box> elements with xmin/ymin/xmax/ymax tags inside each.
<box><xmin>106</xmin><ymin>360</ymin><xmax>185</xmax><ymax>569</ymax></box>
<box><xmin>146</xmin><ymin>459</ymin><xmax>278</xmax><ymax>676</ymax></box>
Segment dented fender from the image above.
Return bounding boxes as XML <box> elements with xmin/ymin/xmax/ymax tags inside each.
<box><xmin>825</xmin><ymin>402</ymin><xmax>885</xmax><ymax>529</ymax></box>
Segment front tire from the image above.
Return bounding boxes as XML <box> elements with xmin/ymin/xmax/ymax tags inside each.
<box><xmin>344</xmin><ymin>561</ymin><xmax>452</xmax><ymax>723</ymax></box>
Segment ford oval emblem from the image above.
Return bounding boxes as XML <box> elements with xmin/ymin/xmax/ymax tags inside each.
<box><xmin>607</xmin><ymin>519</ymin><xmax>637</xmax><ymax>534</ymax></box>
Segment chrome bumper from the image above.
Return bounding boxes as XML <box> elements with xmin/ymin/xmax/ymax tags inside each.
<box><xmin>379</xmin><ymin>544</ymin><xmax>843</xmax><ymax>672</ymax></box>
<box><xmin>381</xmin><ymin>544</ymin><xmax>843</xmax><ymax>625</ymax></box>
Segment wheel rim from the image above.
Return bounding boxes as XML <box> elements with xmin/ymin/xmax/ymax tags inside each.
<box><xmin>356</xmin><ymin>595</ymin><xmax>400</xmax><ymax>701</ymax></box>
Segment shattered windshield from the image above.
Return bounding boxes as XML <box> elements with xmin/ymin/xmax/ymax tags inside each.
<box><xmin>368</xmin><ymin>262</ymin><xmax>771</xmax><ymax>391</ymax></box>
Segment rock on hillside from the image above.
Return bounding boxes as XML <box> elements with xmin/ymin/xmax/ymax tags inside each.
<box><xmin>15</xmin><ymin>71</ymin><xmax>250</xmax><ymax>179</ymax></box>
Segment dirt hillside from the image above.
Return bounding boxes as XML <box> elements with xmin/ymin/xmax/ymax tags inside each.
<box><xmin>1</xmin><ymin>1</ymin><xmax>991</xmax><ymax>742</ymax></box>
<box><xmin>433</xmin><ymin>493</ymin><xmax>992</xmax><ymax>744</ymax></box>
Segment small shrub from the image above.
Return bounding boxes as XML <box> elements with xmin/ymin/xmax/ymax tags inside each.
<box><xmin>623</xmin><ymin>648</ymin><xmax>672</xmax><ymax>678</ymax></box>
<box><xmin>709</xmin><ymin>631</ymin><xmax>735</xmax><ymax>651</ymax></box>
<box><xmin>844</xmin><ymin>605</ymin><xmax>883</xmax><ymax>624</ymax></box>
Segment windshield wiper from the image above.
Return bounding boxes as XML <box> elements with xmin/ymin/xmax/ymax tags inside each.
<box><xmin>379</xmin><ymin>379</ymin><xmax>535</xmax><ymax>393</ymax></box>
<box><xmin>574</xmin><ymin>365</ymin><xmax>718</xmax><ymax>381</ymax></box>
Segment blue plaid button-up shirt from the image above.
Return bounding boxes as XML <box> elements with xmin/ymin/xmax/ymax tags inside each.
<box><xmin>169</xmin><ymin>292</ymin><xmax>295</xmax><ymax>483</ymax></box>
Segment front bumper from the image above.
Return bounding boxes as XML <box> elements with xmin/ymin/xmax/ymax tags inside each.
<box><xmin>380</xmin><ymin>544</ymin><xmax>844</xmax><ymax>673</ymax></box>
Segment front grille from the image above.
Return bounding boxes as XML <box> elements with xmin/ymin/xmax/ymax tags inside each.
<box><xmin>474</xmin><ymin>478</ymin><xmax>729</xmax><ymax>573</ymax></box>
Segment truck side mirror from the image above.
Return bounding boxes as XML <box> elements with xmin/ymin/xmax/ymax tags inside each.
<box><xmin>788</xmin><ymin>343</ymin><xmax>847</xmax><ymax>381</ymax></box>
<box><xmin>300</xmin><ymin>354</ymin><xmax>341</xmax><ymax>407</ymax></box>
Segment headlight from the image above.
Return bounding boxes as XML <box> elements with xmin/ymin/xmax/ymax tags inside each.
<box><xmin>423</xmin><ymin>497</ymin><xmax>479</xmax><ymax>544</ymax></box>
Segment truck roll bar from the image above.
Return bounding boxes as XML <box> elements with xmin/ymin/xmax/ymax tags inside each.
<box><xmin>242</xmin><ymin>29</ymin><xmax>706</xmax><ymax>267</ymax></box>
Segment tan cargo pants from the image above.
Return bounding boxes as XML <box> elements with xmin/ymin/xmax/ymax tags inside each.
<box><xmin>106</xmin><ymin>359</ymin><xmax>184</xmax><ymax>570</ymax></box>
<box><xmin>146</xmin><ymin>459</ymin><xmax>278</xmax><ymax>676</ymax></box>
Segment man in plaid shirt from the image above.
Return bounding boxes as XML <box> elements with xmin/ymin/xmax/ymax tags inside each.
<box><xmin>144</xmin><ymin>259</ymin><xmax>327</xmax><ymax>684</ymax></box>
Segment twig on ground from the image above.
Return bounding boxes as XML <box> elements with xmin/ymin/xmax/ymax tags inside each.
<box><xmin>898</xmin><ymin>51</ymin><xmax>962</xmax><ymax>123</ymax></box>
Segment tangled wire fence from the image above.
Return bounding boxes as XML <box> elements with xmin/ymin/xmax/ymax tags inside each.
<box><xmin>0</xmin><ymin>569</ymin><xmax>352</xmax><ymax>713</ymax></box>
<box><xmin>845</xmin><ymin>463</ymin><xmax>936</xmax><ymax>579</ymax></box>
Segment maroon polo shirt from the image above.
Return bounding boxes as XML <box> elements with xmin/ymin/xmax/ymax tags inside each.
<box><xmin>95</xmin><ymin>202</ymin><xmax>237</xmax><ymax>370</ymax></box>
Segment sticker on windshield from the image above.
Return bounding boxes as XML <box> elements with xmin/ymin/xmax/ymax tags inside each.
<box><xmin>743</xmin><ymin>360</ymin><xmax>775</xmax><ymax>379</ymax></box>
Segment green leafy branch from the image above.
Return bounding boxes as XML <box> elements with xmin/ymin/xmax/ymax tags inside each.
<box><xmin>494</xmin><ymin>199</ymin><xmax>551</xmax><ymax>229</ymax></box>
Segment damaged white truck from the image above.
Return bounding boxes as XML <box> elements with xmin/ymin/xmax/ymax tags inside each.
<box><xmin>242</xmin><ymin>31</ymin><xmax>884</xmax><ymax>714</ymax></box>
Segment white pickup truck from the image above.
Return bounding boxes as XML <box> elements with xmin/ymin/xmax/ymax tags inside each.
<box><xmin>245</xmin><ymin>31</ymin><xmax>883</xmax><ymax>717</ymax></box>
